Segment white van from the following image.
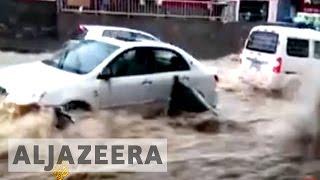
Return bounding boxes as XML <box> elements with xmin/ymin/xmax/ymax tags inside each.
<box><xmin>240</xmin><ymin>24</ymin><xmax>320</xmax><ymax>93</ymax></box>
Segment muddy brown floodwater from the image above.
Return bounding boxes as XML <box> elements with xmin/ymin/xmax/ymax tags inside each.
<box><xmin>0</xmin><ymin>52</ymin><xmax>319</xmax><ymax>180</ymax></box>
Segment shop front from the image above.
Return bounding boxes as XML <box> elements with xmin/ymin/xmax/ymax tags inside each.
<box><xmin>277</xmin><ymin>0</ymin><xmax>320</xmax><ymax>22</ymax></box>
<box><xmin>236</xmin><ymin>0</ymin><xmax>278</xmax><ymax>22</ymax></box>
<box><xmin>301</xmin><ymin>0</ymin><xmax>320</xmax><ymax>13</ymax></box>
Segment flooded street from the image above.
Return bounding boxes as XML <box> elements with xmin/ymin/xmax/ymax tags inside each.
<box><xmin>0</xmin><ymin>52</ymin><xmax>51</xmax><ymax>68</ymax></box>
<box><xmin>0</xmin><ymin>52</ymin><xmax>319</xmax><ymax>179</ymax></box>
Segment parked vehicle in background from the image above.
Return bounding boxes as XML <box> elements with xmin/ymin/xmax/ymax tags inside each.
<box><xmin>0</xmin><ymin>37</ymin><xmax>218</xmax><ymax>122</ymax></box>
<box><xmin>72</xmin><ymin>25</ymin><xmax>160</xmax><ymax>42</ymax></box>
<box><xmin>240</xmin><ymin>24</ymin><xmax>320</xmax><ymax>97</ymax></box>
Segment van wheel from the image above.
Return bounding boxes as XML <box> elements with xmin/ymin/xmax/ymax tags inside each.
<box><xmin>282</xmin><ymin>79</ymin><xmax>301</xmax><ymax>100</ymax></box>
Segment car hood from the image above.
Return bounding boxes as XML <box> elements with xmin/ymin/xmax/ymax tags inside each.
<box><xmin>0</xmin><ymin>61</ymin><xmax>81</xmax><ymax>95</ymax></box>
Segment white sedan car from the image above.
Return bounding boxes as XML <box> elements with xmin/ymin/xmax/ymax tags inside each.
<box><xmin>72</xmin><ymin>25</ymin><xmax>160</xmax><ymax>42</ymax></box>
<box><xmin>0</xmin><ymin>37</ymin><xmax>218</xmax><ymax>117</ymax></box>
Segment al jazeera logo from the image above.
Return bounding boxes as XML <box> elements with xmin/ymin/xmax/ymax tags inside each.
<box><xmin>8</xmin><ymin>138</ymin><xmax>167</xmax><ymax>173</ymax></box>
<box><xmin>52</xmin><ymin>161</ymin><xmax>70</xmax><ymax>180</ymax></box>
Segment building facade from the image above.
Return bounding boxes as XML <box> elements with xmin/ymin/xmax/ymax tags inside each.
<box><xmin>276</xmin><ymin>0</ymin><xmax>320</xmax><ymax>22</ymax></box>
<box><xmin>237</xmin><ymin>0</ymin><xmax>320</xmax><ymax>23</ymax></box>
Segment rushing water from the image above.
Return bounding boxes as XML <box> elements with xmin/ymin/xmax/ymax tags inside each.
<box><xmin>0</xmin><ymin>52</ymin><xmax>319</xmax><ymax>179</ymax></box>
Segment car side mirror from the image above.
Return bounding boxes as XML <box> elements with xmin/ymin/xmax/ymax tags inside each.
<box><xmin>97</xmin><ymin>67</ymin><xmax>112</xmax><ymax>80</ymax></box>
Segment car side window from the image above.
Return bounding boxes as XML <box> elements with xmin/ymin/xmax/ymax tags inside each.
<box><xmin>287</xmin><ymin>38</ymin><xmax>309</xmax><ymax>58</ymax></box>
<box><xmin>102</xmin><ymin>30</ymin><xmax>132</xmax><ymax>40</ymax></box>
<box><xmin>314</xmin><ymin>41</ymin><xmax>320</xmax><ymax>59</ymax></box>
<box><xmin>107</xmin><ymin>48</ymin><xmax>150</xmax><ymax>77</ymax></box>
<box><xmin>151</xmin><ymin>49</ymin><xmax>190</xmax><ymax>73</ymax></box>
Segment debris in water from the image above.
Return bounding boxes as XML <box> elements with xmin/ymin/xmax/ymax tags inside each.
<box><xmin>168</xmin><ymin>76</ymin><xmax>217</xmax><ymax>116</ymax></box>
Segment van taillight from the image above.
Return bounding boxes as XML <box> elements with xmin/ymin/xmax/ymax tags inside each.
<box><xmin>273</xmin><ymin>57</ymin><xmax>282</xmax><ymax>74</ymax></box>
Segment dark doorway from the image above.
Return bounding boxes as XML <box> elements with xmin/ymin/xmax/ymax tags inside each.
<box><xmin>0</xmin><ymin>0</ymin><xmax>57</xmax><ymax>39</ymax></box>
<box><xmin>239</xmin><ymin>0</ymin><xmax>269</xmax><ymax>22</ymax></box>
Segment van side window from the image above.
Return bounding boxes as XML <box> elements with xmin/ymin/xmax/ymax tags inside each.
<box><xmin>287</xmin><ymin>38</ymin><xmax>309</xmax><ymax>58</ymax></box>
<box><xmin>314</xmin><ymin>41</ymin><xmax>320</xmax><ymax>59</ymax></box>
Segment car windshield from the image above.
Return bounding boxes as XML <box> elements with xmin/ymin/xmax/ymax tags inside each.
<box><xmin>43</xmin><ymin>40</ymin><xmax>119</xmax><ymax>74</ymax></box>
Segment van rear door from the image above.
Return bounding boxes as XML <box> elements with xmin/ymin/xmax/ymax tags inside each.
<box><xmin>242</xmin><ymin>31</ymin><xmax>280</xmax><ymax>75</ymax></box>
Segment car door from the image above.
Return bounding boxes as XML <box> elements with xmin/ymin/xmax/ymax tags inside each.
<box><xmin>144</xmin><ymin>48</ymin><xmax>192</xmax><ymax>103</ymax></box>
<box><xmin>98</xmin><ymin>48</ymin><xmax>154</xmax><ymax>108</ymax></box>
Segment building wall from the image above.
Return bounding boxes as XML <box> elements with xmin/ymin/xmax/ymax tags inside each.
<box><xmin>58</xmin><ymin>13</ymin><xmax>260</xmax><ymax>59</ymax></box>
<box><xmin>0</xmin><ymin>1</ymin><xmax>264</xmax><ymax>57</ymax></box>
<box><xmin>0</xmin><ymin>0</ymin><xmax>57</xmax><ymax>38</ymax></box>
<box><xmin>268</xmin><ymin>0</ymin><xmax>278</xmax><ymax>22</ymax></box>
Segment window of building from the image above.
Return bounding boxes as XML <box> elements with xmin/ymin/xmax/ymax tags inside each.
<box><xmin>311</xmin><ymin>0</ymin><xmax>320</xmax><ymax>5</ymax></box>
<box><xmin>239</xmin><ymin>1</ymin><xmax>269</xmax><ymax>22</ymax></box>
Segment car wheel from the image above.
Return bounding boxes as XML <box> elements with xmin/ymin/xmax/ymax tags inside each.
<box><xmin>54</xmin><ymin>108</ymin><xmax>73</xmax><ymax>130</ymax></box>
<box><xmin>63</xmin><ymin>101</ymin><xmax>91</xmax><ymax>112</ymax></box>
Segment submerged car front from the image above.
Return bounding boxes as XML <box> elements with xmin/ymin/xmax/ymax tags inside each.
<box><xmin>0</xmin><ymin>40</ymin><xmax>119</xmax><ymax>117</ymax></box>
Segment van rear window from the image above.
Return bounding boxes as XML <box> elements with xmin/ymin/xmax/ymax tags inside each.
<box><xmin>246</xmin><ymin>31</ymin><xmax>278</xmax><ymax>54</ymax></box>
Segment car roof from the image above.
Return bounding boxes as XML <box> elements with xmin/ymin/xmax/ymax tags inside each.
<box><xmin>88</xmin><ymin>36</ymin><xmax>180</xmax><ymax>50</ymax></box>
<box><xmin>251</xmin><ymin>25</ymin><xmax>320</xmax><ymax>40</ymax></box>
<box><xmin>81</xmin><ymin>24</ymin><xmax>159</xmax><ymax>40</ymax></box>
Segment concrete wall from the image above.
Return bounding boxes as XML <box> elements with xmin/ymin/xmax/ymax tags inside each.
<box><xmin>0</xmin><ymin>0</ymin><xmax>58</xmax><ymax>52</ymax></box>
<box><xmin>58</xmin><ymin>13</ymin><xmax>259</xmax><ymax>59</ymax></box>
<box><xmin>0</xmin><ymin>0</ymin><xmax>57</xmax><ymax>38</ymax></box>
